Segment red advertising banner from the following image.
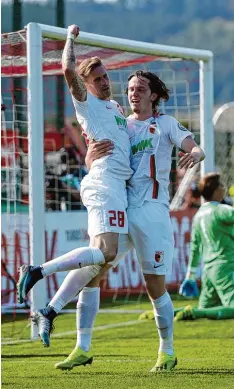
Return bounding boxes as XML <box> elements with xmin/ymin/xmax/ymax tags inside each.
<box><xmin>1</xmin><ymin>209</ymin><xmax>198</xmax><ymax>306</ymax></box>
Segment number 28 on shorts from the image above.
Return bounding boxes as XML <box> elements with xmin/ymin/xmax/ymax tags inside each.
<box><xmin>108</xmin><ymin>210</ymin><xmax>125</xmax><ymax>227</ymax></box>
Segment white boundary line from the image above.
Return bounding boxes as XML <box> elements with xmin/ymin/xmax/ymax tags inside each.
<box><xmin>1</xmin><ymin>308</ymin><xmax>145</xmax><ymax>314</ymax></box>
<box><xmin>2</xmin><ymin>319</ymin><xmax>147</xmax><ymax>345</ymax></box>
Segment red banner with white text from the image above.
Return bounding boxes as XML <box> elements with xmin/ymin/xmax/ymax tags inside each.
<box><xmin>1</xmin><ymin>209</ymin><xmax>198</xmax><ymax>306</ymax></box>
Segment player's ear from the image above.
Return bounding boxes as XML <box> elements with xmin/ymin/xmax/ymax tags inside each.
<box><xmin>151</xmin><ymin>93</ymin><xmax>157</xmax><ymax>102</ymax></box>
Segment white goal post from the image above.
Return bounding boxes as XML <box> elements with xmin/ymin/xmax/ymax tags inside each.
<box><xmin>2</xmin><ymin>22</ymin><xmax>214</xmax><ymax>338</ymax></box>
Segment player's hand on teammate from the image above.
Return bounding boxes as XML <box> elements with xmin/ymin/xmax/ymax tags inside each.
<box><xmin>67</xmin><ymin>24</ymin><xmax>80</xmax><ymax>38</ymax></box>
<box><xmin>85</xmin><ymin>139</ymin><xmax>114</xmax><ymax>169</ymax></box>
<box><xmin>178</xmin><ymin>151</ymin><xmax>202</xmax><ymax>169</ymax></box>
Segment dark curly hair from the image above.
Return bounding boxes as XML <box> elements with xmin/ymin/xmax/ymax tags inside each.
<box><xmin>199</xmin><ymin>172</ymin><xmax>222</xmax><ymax>200</ymax></box>
<box><xmin>126</xmin><ymin>70</ymin><xmax>170</xmax><ymax>113</ymax></box>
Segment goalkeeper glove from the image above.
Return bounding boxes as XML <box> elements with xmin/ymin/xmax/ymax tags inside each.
<box><xmin>179</xmin><ymin>268</ymin><xmax>199</xmax><ymax>298</ymax></box>
<box><xmin>179</xmin><ymin>279</ymin><xmax>199</xmax><ymax>298</ymax></box>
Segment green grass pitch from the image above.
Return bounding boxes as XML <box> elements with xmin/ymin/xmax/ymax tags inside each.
<box><xmin>2</xmin><ymin>299</ymin><xmax>234</xmax><ymax>389</ymax></box>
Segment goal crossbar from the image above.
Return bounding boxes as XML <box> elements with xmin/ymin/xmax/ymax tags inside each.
<box><xmin>38</xmin><ymin>23</ymin><xmax>213</xmax><ymax>62</ymax></box>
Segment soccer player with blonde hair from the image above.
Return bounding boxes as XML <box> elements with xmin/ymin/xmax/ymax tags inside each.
<box><xmin>17</xmin><ymin>24</ymin><xmax>133</xmax><ymax>318</ymax></box>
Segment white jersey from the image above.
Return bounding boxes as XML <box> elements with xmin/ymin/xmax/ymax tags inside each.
<box><xmin>72</xmin><ymin>93</ymin><xmax>132</xmax><ymax>181</ymax></box>
<box><xmin>127</xmin><ymin>114</ymin><xmax>193</xmax><ymax>208</ymax></box>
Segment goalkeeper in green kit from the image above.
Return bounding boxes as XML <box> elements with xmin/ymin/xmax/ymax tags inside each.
<box><xmin>175</xmin><ymin>172</ymin><xmax>234</xmax><ymax>320</ymax></box>
<box><xmin>140</xmin><ymin>172</ymin><xmax>234</xmax><ymax>321</ymax></box>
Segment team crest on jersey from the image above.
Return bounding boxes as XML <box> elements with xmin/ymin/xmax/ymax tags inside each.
<box><xmin>178</xmin><ymin>123</ymin><xmax>187</xmax><ymax>132</ymax></box>
<box><xmin>155</xmin><ymin>251</ymin><xmax>164</xmax><ymax>263</ymax></box>
<box><xmin>149</xmin><ymin>119</ymin><xmax>158</xmax><ymax>134</ymax></box>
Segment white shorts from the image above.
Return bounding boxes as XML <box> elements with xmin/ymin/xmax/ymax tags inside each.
<box><xmin>127</xmin><ymin>201</ymin><xmax>174</xmax><ymax>275</ymax></box>
<box><xmin>81</xmin><ymin>173</ymin><xmax>128</xmax><ymax>237</ymax></box>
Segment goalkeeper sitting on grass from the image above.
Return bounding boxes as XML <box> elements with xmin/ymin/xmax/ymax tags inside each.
<box><xmin>140</xmin><ymin>172</ymin><xmax>234</xmax><ymax>321</ymax></box>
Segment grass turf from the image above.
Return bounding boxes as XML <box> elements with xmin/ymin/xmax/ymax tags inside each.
<box><xmin>2</xmin><ymin>299</ymin><xmax>234</xmax><ymax>389</ymax></box>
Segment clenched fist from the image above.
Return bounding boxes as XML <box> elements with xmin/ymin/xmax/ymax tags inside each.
<box><xmin>67</xmin><ymin>24</ymin><xmax>80</xmax><ymax>38</ymax></box>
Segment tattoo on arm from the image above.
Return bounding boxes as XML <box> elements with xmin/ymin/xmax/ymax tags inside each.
<box><xmin>62</xmin><ymin>38</ymin><xmax>87</xmax><ymax>101</ymax></box>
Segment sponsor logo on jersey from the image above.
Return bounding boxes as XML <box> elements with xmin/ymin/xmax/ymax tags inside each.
<box><xmin>131</xmin><ymin>138</ymin><xmax>153</xmax><ymax>155</ymax></box>
<box><xmin>106</xmin><ymin>105</ymin><xmax>112</xmax><ymax>109</ymax></box>
<box><xmin>115</xmin><ymin>115</ymin><xmax>127</xmax><ymax>129</ymax></box>
<box><xmin>154</xmin><ymin>251</ymin><xmax>164</xmax><ymax>263</ymax></box>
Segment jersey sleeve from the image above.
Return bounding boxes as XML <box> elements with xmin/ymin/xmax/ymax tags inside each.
<box><xmin>71</xmin><ymin>94</ymin><xmax>95</xmax><ymax>139</ymax></box>
<box><xmin>168</xmin><ymin>116</ymin><xmax>194</xmax><ymax>148</ymax></box>
<box><xmin>72</xmin><ymin>94</ymin><xmax>88</xmax><ymax>116</ymax></box>
<box><xmin>187</xmin><ymin>214</ymin><xmax>202</xmax><ymax>272</ymax></box>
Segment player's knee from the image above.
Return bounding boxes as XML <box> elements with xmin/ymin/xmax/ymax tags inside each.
<box><xmin>90</xmin><ymin>265</ymin><xmax>102</xmax><ymax>278</ymax></box>
<box><xmin>144</xmin><ymin>274</ymin><xmax>166</xmax><ymax>300</ymax></box>
<box><xmin>102</xmin><ymin>249</ymin><xmax>118</xmax><ymax>263</ymax></box>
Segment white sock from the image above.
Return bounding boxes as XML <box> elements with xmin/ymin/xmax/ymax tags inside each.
<box><xmin>42</xmin><ymin>247</ymin><xmax>105</xmax><ymax>276</ymax></box>
<box><xmin>49</xmin><ymin>265</ymin><xmax>102</xmax><ymax>313</ymax></box>
<box><xmin>76</xmin><ymin>287</ymin><xmax>100</xmax><ymax>352</ymax></box>
<box><xmin>151</xmin><ymin>291</ymin><xmax>174</xmax><ymax>355</ymax></box>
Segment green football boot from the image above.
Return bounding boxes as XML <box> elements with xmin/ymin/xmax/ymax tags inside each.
<box><xmin>55</xmin><ymin>347</ymin><xmax>93</xmax><ymax>371</ymax></box>
<box><xmin>174</xmin><ymin>305</ymin><xmax>195</xmax><ymax>321</ymax></box>
<box><xmin>150</xmin><ymin>351</ymin><xmax>177</xmax><ymax>372</ymax></box>
<box><xmin>138</xmin><ymin>308</ymin><xmax>186</xmax><ymax>321</ymax></box>
<box><xmin>138</xmin><ymin>310</ymin><xmax>155</xmax><ymax>320</ymax></box>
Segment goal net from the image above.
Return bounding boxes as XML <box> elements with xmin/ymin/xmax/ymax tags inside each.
<box><xmin>1</xmin><ymin>23</ymin><xmax>214</xmax><ymax>337</ymax></box>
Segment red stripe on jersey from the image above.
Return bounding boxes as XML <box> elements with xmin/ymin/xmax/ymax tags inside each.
<box><xmin>150</xmin><ymin>155</ymin><xmax>159</xmax><ymax>199</ymax></box>
<box><xmin>82</xmin><ymin>131</ymin><xmax>89</xmax><ymax>145</ymax></box>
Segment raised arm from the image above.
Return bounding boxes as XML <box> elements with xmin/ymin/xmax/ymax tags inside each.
<box><xmin>62</xmin><ymin>24</ymin><xmax>87</xmax><ymax>102</ymax></box>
